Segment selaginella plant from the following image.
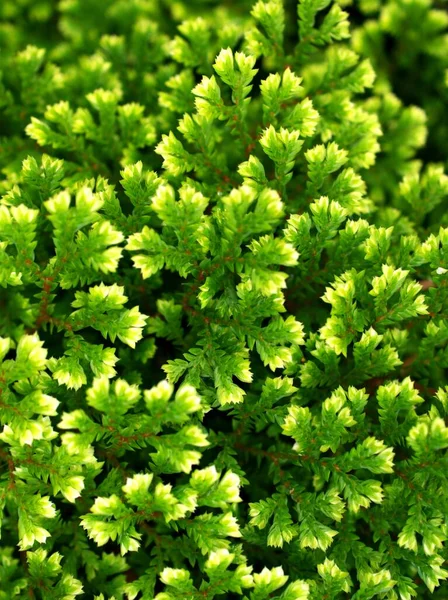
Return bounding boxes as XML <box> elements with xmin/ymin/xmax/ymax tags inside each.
<box><xmin>0</xmin><ymin>0</ymin><xmax>447</xmax><ymax>598</ymax></box>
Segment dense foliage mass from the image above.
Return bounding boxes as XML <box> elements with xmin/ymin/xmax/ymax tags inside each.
<box><xmin>0</xmin><ymin>0</ymin><xmax>448</xmax><ymax>598</ymax></box>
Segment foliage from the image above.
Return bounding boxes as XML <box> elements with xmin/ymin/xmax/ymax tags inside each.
<box><xmin>0</xmin><ymin>0</ymin><xmax>447</xmax><ymax>598</ymax></box>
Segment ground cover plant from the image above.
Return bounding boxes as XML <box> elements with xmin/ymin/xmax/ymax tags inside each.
<box><xmin>0</xmin><ymin>0</ymin><xmax>448</xmax><ymax>598</ymax></box>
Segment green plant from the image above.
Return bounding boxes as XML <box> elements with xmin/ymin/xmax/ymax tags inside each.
<box><xmin>0</xmin><ymin>1</ymin><xmax>447</xmax><ymax>599</ymax></box>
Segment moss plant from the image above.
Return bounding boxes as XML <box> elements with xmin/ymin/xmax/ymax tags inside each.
<box><xmin>0</xmin><ymin>1</ymin><xmax>447</xmax><ymax>599</ymax></box>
